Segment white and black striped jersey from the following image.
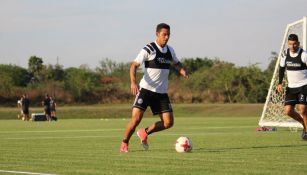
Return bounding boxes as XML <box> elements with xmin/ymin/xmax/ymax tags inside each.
<box><xmin>280</xmin><ymin>48</ymin><xmax>307</xmax><ymax>88</ymax></box>
<box><xmin>134</xmin><ymin>41</ymin><xmax>179</xmax><ymax>93</ymax></box>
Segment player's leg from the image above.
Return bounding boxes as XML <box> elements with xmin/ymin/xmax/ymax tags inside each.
<box><xmin>136</xmin><ymin>112</ymin><xmax>174</xmax><ymax>151</ymax></box>
<box><xmin>45</xmin><ymin>108</ymin><xmax>51</xmax><ymax>121</ymax></box>
<box><xmin>24</xmin><ymin>112</ymin><xmax>29</xmax><ymax>121</ymax></box>
<box><xmin>120</xmin><ymin>107</ymin><xmax>145</xmax><ymax>152</ymax></box>
<box><xmin>284</xmin><ymin>105</ymin><xmax>305</xmax><ymax>127</ymax></box>
<box><xmin>21</xmin><ymin>109</ymin><xmax>27</xmax><ymax>121</ymax></box>
<box><xmin>146</xmin><ymin>112</ymin><xmax>174</xmax><ymax>134</ymax></box>
<box><xmin>123</xmin><ymin>108</ymin><xmax>145</xmax><ymax>143</ymax></box>
<box><xmin>136</xmin><ymin>92</ymin><xmax>173</xmax><ymax>150</ymax></box>
<box><xmin>284</xmin><ymin>90</ymin><xmax>305</xmax><ymax>127</ymax></box>
<box><xmin>298</xmin><ymin>104</ymin><xmax>307</xmax><ymax>129</ymax></box>
<box><xmin>298</xmin><ymin>93</ymin><xmax>307</xmax><ymax>140</ymax></box>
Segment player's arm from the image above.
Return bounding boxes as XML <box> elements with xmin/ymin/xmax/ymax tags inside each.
<box><xmin>278</xmin><ymin>51</ymin><xmax>286</xmax><ymax>93</ymax></box>
<box><xmin>130</xmin><ymin>61</ymin><xmax>141</xmax><ymax>95</ymax></box>
<box><xmin>173</xmin><ymin>62</ymin><xmax>188</xmax><ymax>78</ymax></box>
<box><xmin>278</xmin><ymin>66</ymin><xmax>285</xmax><ymax>93</ymax></box>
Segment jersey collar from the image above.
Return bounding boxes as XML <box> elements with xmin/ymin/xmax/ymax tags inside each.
<box><xmin>155</xmin><ymin>40</ymin><xmax>168</xmax><ymax>52</ymax></box>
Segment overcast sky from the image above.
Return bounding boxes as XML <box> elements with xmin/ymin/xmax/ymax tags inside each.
<box><xmin>1</xmin><ymin>0</ymin><xmax>307</xmax><ymax>69</ymax></box>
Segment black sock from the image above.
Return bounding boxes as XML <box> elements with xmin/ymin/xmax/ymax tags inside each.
<box><xmin>122</xmin><ymin>139</ymin><xmax>129</xmax><ymax>144</ymax></box>
<box><xmin>145</xmin><ymin>127</ymin><xmax>149</xmax><ymax>134</ymax></box>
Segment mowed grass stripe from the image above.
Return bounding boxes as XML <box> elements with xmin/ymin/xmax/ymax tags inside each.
<box><xmin>0</xmin><ymin>125</ymin><xmax>257</xmax><ymax>134</ymax></box>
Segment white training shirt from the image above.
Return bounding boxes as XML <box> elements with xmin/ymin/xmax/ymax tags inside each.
<box><xmin>280</xmin><ymin>48</ymin><xmax>307</xmax><ymax>88</ymax></box>
<box><xmin>134</xmin><ymin>41</ymin><xmax>179</xmax><ymax>93</ymax></box>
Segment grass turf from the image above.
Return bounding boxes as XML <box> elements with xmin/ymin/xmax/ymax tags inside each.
<box><xmin>0</xmin><ymin>113</ymin><xmax>307</xmax><ymax>174</ymax></box>
<box><xmin>0</xmin><ymin>103</ymin><xmax>262</xmax><ymax>120</ymax></box>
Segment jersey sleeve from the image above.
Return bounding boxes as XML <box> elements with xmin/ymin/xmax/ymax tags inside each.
<box><xmin>168</xmin><ymin>46</ymin><xmax>179</xmax><ymax>64</ymax></box>
<box><xmin>133</xmin><ymin>48</ymin><xmax>149</xmax><ymax>65</ymax></box>
<box><xmin>279</xmin><ymin>49</ymin><xmax>287</xmax><ymax>67</ymax></box>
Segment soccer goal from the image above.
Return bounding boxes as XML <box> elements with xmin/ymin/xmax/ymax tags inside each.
<box><xmin>259</xmin><ymin>16</ymin><xmax>307</xmax><ymax>128</ymax></box>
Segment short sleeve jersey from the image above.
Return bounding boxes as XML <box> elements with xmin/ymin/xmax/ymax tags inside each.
<box><xmin>134</xmin><ymin>41</ymin><xmax>179</xmax><ymax>93</ymax></box>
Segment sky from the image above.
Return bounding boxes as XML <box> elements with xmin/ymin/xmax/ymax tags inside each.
<box><xmin>1</xmin><ymin>0</ymin><xmax>307</xmax><ymax>69</ymax></box>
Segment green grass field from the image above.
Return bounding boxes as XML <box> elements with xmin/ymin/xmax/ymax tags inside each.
<box><xmin>0</xmin><ymin>104</ymin><xmax>307</xmax><ymax>175</ymax></box>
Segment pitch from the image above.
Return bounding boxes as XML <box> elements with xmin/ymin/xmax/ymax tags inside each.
<box><xmin>0</xmin><ymin>115</ymin><xmax>307</xmax><ymax>174</ymax></box>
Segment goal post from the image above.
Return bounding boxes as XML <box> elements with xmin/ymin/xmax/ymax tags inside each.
<box><xmin>259</xmin><ymin>16</ymin><xmax>307</xmax><ymax>128</ymax></box>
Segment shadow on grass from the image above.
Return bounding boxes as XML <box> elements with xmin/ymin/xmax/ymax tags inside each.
<box><xmin>194</xmin><ymin>143</ymin><xmax>307</xmax><ymax>153</ymax></box>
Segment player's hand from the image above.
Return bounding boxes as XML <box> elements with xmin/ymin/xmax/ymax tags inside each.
<box><xmin>277</xmin><ymin>84</ymin><xmax>283</xmax><ymax>93</ymax></box>
<box><xmin>131</xmin><ymin>82</ymin><xmax>139</xmax><ymax>95</ymax></box>
<box><xmin>180</xmin><ymin>68</ymin><xmax>189</xmax><ymax>78</ymax></box>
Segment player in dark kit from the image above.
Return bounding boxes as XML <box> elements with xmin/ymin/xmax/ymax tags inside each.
<box><xmin>278</xmin><ymin>34</ymin><xmax>307</xmax><ymax>140</ymax></box>
<box><xmin>21</xmin><ymin>94</ymin><xmax>30</xmax><ymax>121</ymax></box>
<box><xmin>120</xmin><ymin>23</ymin><xmax>188</xmax><ymax>152</ymax></box>
<box><xmin>42</xmin><ymin>94</ymin><xmax>51</xmax><ymax>121</ymax></box>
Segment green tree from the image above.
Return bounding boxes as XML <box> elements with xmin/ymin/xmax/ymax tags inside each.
<box><xmin>52</xmin><ymin>63</ymin><xmax>65</xmax><ymax>81</ymax></box>
<box><xmin>28</xmin><ymin>56</ymin><xmax>44</xmax><ymax>81</ymax></box>
<box><xmin>0</xmin><ymin>64</ymin><xmax>31</xmax><ymax>86</ymax></box>
<box><xmin>64</xmin><ymin>67</ymin><xmax>100</xmax><ymax>101</ymax></box>
<box><xmin>0</xmin><ymin>72</ymin><xmax>14</xmax><ymax>96</ymax></box>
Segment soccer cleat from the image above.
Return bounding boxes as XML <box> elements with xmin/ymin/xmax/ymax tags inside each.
<box><xmin>120</xmin><ymin>142</ymin><xmax>128</xmax><ymax>153</ymax></box>
<box><xmin>302</xmin><ymin>131</ymin><xmax>307</xmax><ymax>140</ymax></box>
<box><xmin>137</xmin><ymin>128</ymin><xmax>149</xmax><ymax>150</ymax></box>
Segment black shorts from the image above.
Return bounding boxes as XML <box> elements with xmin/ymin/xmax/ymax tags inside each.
<box><xmin>22</xmin><ymin>108</ymin><xmax>29</xmax><ymax>115</ymax></box>
<box><xmin>133</xmin><ymin>88</ymin><xmax>173</xmax><ymax>115</ymax></box>
<box><xmin>285</xmin><ymin>85</ymin><xmax>307</xmax><ymax>106</ymax></box>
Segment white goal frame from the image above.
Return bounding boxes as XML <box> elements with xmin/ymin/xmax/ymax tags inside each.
<box><xmin>259</xmin><ymin>16</ymin><xmax>307</xmax><ymax>128</ymax></box>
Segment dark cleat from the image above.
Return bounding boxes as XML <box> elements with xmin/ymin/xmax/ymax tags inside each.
<box><xmin>302</xmin><ymin>131</ymin><xmax>307</xmax><ymax>140</ymax></box>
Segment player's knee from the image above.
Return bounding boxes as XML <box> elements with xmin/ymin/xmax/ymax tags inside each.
<box><xmin>164</xmin><ymin>120</ymin><xmax>174</xmax><ymax>129</ymax></box>
<box><xmin>284</xmin><ymin>108</ymin><xmax>294</xmax><ymax>116</ymax></box>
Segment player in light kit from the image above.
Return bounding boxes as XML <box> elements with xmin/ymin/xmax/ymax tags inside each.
<box><xmin>278</xmin><ymin>34</ymin><xmax>307</xmax><ymax>140</ymax></box>
<box><xmin>120</xmin><ymin>23</ymin><xmax>188</xmax><ymax>152</ymax></box>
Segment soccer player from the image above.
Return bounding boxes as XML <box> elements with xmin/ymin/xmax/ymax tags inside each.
<box><xmin>21</xmin><ymin>94</ymin><xmax>30</xmax><ymax>121</ymax></box>
<box><xmin>278</xmin><ymin>34</ymin><xmax>307</xmax><ymax>140</ymax></box>
<box><xmin>50</xmin><ymin>96</ymin><xmax>57</xmax><ymax>121</ymax></box>
<box><xmin>17</xmin><ymin>96</ymin><xmax>23</xmax><ymax>119</ymax></box>
<box><xmin>42</xmin><ymin>94</ymin><xmax>51</xmax><ymax>121</ymax></box>
<box><xmin>120</xmin><ymin>23</ymin><xmax>188</xmax><ymax>152</ymax></box>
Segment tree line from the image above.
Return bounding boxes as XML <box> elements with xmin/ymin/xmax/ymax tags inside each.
<box><xmin>0</xmin><ymin>54</ymin><xmax>278</xmax><ymax>106</ymax></box>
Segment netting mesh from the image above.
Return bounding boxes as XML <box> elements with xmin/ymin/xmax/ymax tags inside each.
<box><xmin>260</xmin><ymin>19</ymin><xmax>305</xmax><ymax>128</ymax></box>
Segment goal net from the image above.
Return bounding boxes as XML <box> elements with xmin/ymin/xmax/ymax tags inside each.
<box><xmin>259</xmin><ymin>17</ymin><xmax>307</xmax><ymax>128</ymax></box>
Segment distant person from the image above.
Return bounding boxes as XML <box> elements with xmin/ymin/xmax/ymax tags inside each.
<box><xmin>50</xmin><ymin>96</ymin><xmax>57</xmax><ymax>121</ymax></box>
<box><xmin>278</xmin><ymin>34</ymin><xmax>307</xmax><ymax>140</ymax></box>
<box><xmin>42</xmin><ymin>94</ymin><xmax>51</xmax><ymax>121</ymax></box>
<box><xmin>120</xmin><ymin>23</ymin><xmax>188</xmax><ymax>152</ymax></box>
<box><xmin>17</xmin><ymin>96</ymin><xmax>23</xmax><ymax>119</ymax></box>
<box><xmin>21</xmin><ymin>94</ymin><xmax>30</xmax><ymax>121</ymax></box>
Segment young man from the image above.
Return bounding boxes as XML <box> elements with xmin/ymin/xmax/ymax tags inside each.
<box><xmin>50</xmin><ymin>96</ymin><xmax>57</xmax><ymax>121</ymax></box>
<box><xmin>278</xmin><ymin>34</ymin><xmax>307</xmax><ymax>140</ymax></box>
<box><xmin>21</xmin><ymin>94</ymin><xmax>30</xmax><ymax>121</ymax></box>
<box><xmin>17</xmin><ymin>96</ymin><xmax>23</xmax><ymax>119</ymax></box>
<box><xmin>42</xmin><ymin>94</ymin><xmax>51</xmax><ymax>121</ymax></box>
<box><xmin>120</xmin><ymin>23</ymin><xmax>188</xmax><ymax>152</ymax></box>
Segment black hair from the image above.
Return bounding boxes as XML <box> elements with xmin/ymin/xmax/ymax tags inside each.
<box><xmin>288</xmin><ymin>34</ymin><xmax>299</xmax><ymax>42</ymax></box>
<box><xmin>156</xmin><ymin>23</ymin><xmax>170</xmax><ymax>32</ymax></box>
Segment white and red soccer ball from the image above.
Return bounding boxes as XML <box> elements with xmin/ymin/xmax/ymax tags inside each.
<box><xmin>175</xmin><ymin>136</ymin><xmax>192</xmax><ymax>153</ymax></box>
